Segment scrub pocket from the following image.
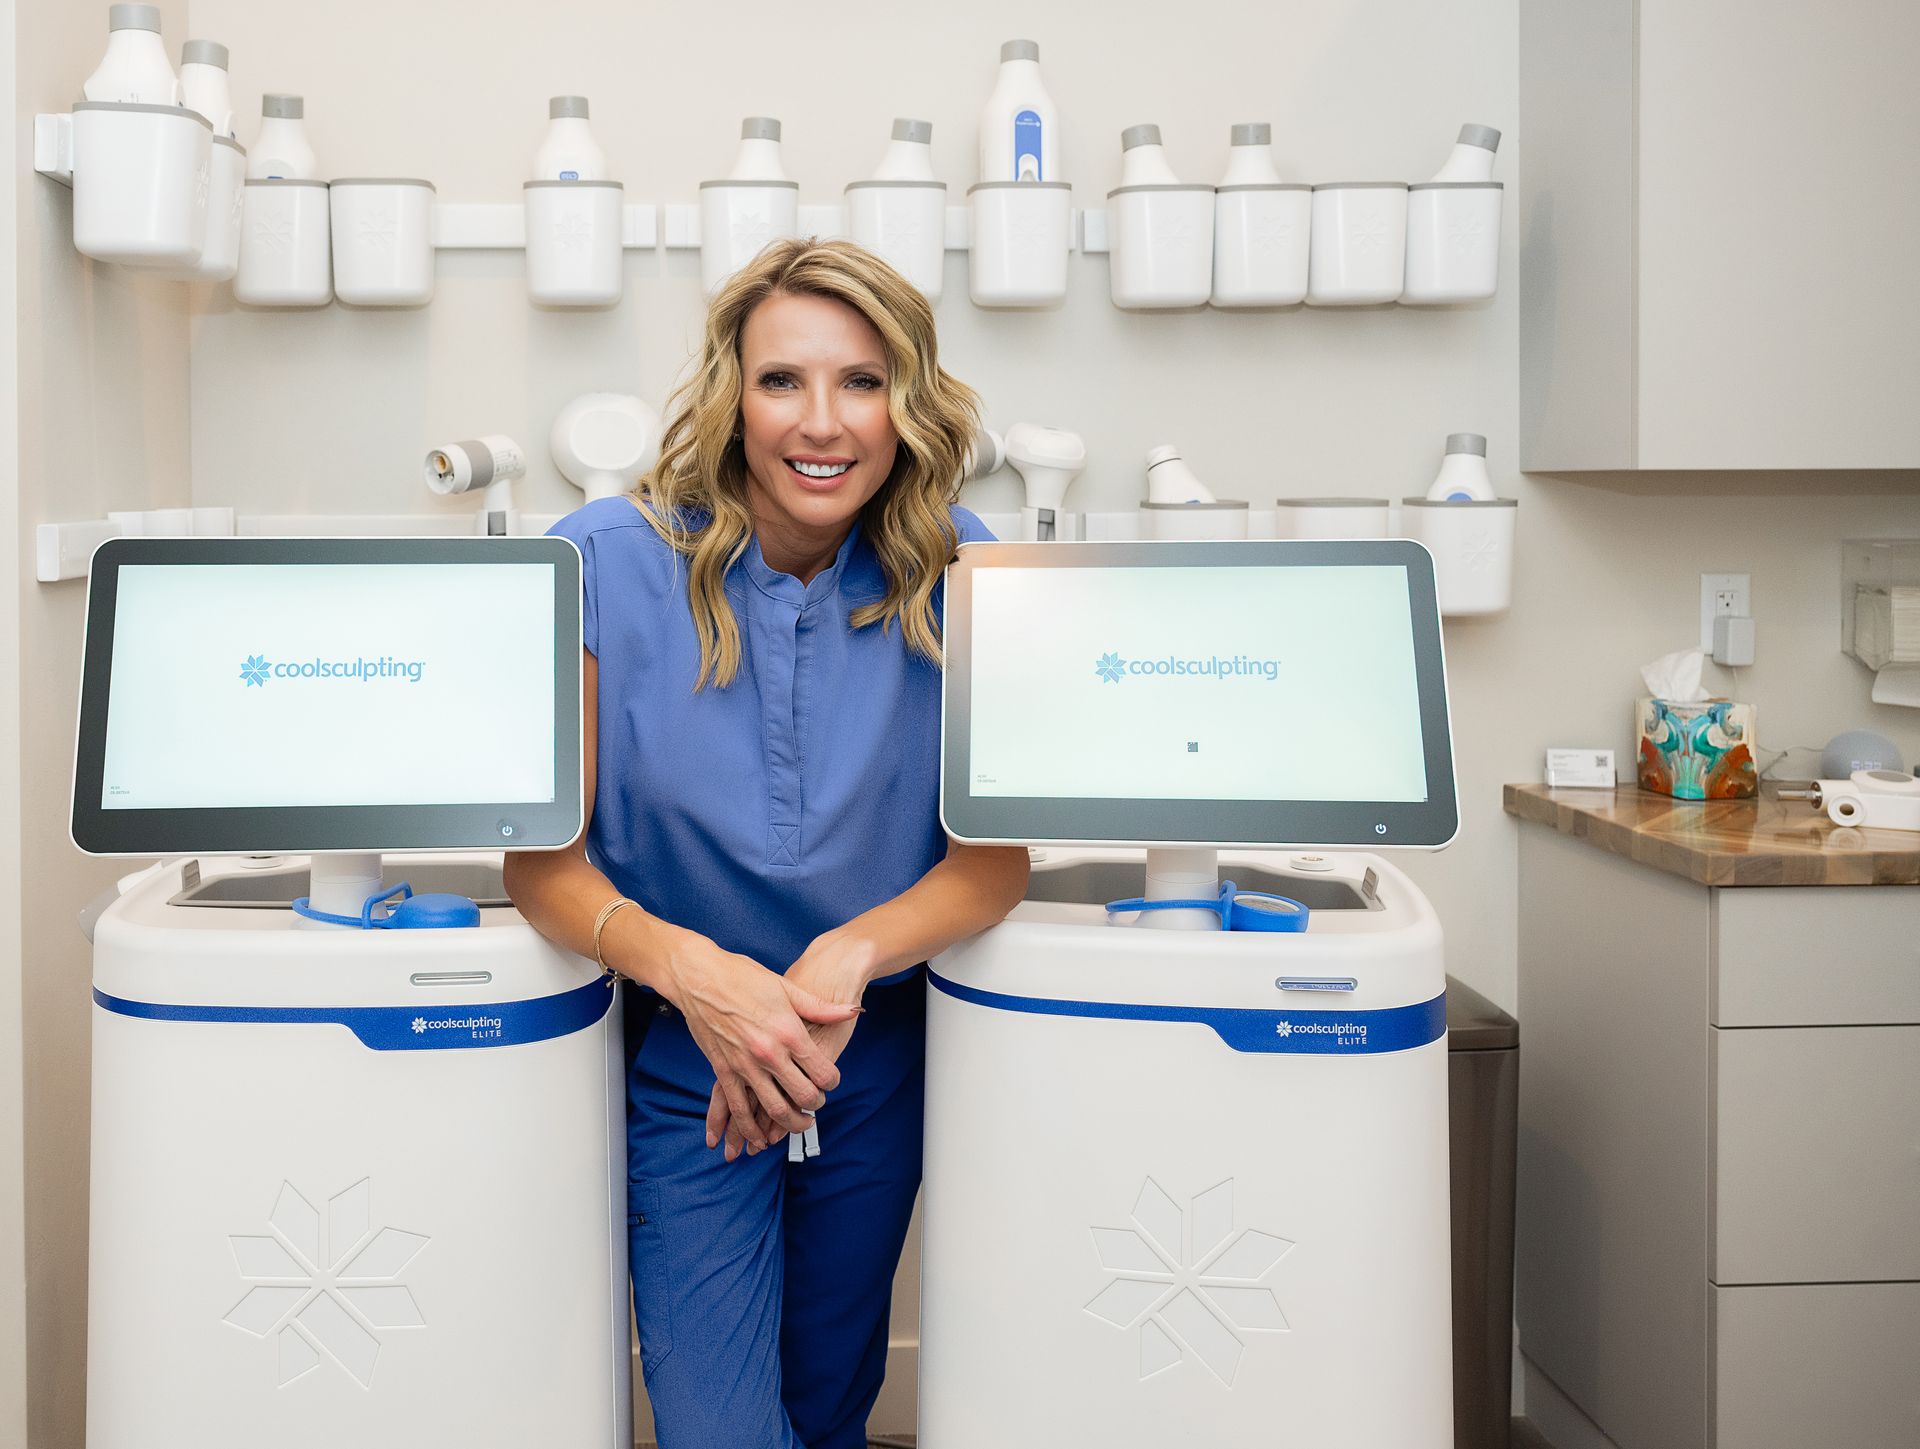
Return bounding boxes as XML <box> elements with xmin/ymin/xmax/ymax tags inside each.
<box><xmin>627</xmin><ymin>1178</ymin><xmax>675</xmax><ymax>1376</ymax></box>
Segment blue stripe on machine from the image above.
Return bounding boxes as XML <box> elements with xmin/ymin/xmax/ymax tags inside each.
<box><xmin>91</xmin><ymin>976</ymin><xmax>616</xmax><ymax>1051</ymax></box>
<box><xmin>927</xmin><ymin>971</ymin><xmax>1444</xmax><ymax>1055</ymax></box>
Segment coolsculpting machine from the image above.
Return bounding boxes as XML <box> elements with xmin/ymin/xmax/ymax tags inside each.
<box><xmin>921</xmin><ymin>540</ymin><xmax>1459</xmax><ymax>1448</ymax></box>
<box><xmin>71</xmin><ymin>538</ymin><xmax>628</xmax><ymax>1449</ymax></box>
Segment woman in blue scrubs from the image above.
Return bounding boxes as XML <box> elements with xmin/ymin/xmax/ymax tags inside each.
<box><xmin>507</xmin><ymin>237</ymin><xmax>1029</xmax><ymax>1448</ymax></box>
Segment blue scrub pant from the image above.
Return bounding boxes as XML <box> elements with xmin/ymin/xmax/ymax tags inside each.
<box><xmin>625</xmin><ymin>975</ymin><xmax>926</xmax><ymax>1449</ymax></box>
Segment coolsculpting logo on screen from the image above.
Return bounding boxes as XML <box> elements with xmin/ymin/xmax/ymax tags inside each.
<box><xmin>238</xmin><ymin>652</ymin><xmax>426</xmax><ymax>686</ymax></box>
<box><xmin>1094</xmin><ymin>650</ymin><xmax>1281</xmax><ymax>684</ymax></box>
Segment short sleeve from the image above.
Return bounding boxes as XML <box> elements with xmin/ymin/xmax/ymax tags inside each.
<box><xmin>953</xmin><ymin>505</ymin><xmax>997</xmax><ymax>545</ymax></box>
<box><xmin>545</xmin><ymin>509</ymin><xmax>601</xmax><ymax>656</ymax></box>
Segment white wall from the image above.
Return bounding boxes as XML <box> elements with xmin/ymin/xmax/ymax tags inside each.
<box><xmin>10</xmin><ymin>0</ymin><xmax>1918</xmax><ymax>1442</ymax></box>
<box><xmin>11</xmin><ymin>1</ymin><xmax>196</xmax><ymax>1443</ymax></box>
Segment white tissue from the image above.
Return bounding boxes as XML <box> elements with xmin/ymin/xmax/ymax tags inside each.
<box><xmin>1640</xmin><ymin>648</ymin><xmax>1710</xmax><ymax>703</ymax></box>
<box><xmin>1870</xmin><ymin>663</ymin><xmax>1920</xmax><ymax>708</ymax></box>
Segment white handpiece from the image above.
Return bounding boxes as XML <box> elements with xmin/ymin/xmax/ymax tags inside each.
<box><xmin>1424</xmin><ymin>433</ymin><xmax>1497</xmax><ymax>501</ymax></box>
<box><xmin>1428</xmin><ymin>123</ymin><xmax>1502</xmax><ymax>183</ymax></box>
<box><xmin>83</xmin><ymin>4</ymin><xmax>179</xmax><ymax>106</ymax></box>
<box><xmin>1117</xmin><ymin>124</ymin><xmax>1181</xmax><ymax>187</ymax></box>
<box><xmin>1813</xmin><ymin>769</ymin><xmax>1920</xmax><ymax>832</ymax></box>
<box><xmin>550</xmin><ymin>394</ymin><xmax>661</xmax><ymax>503</ymax></box>
<box><xmin>534</xmin><ymin>96</ymin><xmax>607</xmax><ymax>181</ymax></box>
<box><xmin>249</xmin><ymin>93</ymin><xmax>317</xmax><ymax>180</ymax></box>
<box><xmin>978</xmin><ymin>39</ymin><xmax>1057</xmax><ymax>183</ymax></box>
<box><xmin>727</xmin><ymin>117</ymin><xmax>788</xmax><ymax>181</ymax></box>
<box><xmin>425</xmin><ymin>436</ymin><xmax>527</xmax><ymax>536</ymax></box>
<box><xmin>870</xmin><ymin>118</ymin><xmax>936</xmax><ymax>182</ymax></box>
<box><xmin>179</xmin><ymin>39</ymin><xmax>233</xmax><ymax>135</ymax></box>
<box><xmin>1145</xmin><ymin>444</ymin><xmax>1214</xmax><ymax>504</ymax></box>
<box><xmin>1218</xmin><ymin>122</ymin><xmax>1282</xmax><ymax>186</ymax></box>
<box><xmin>1004</xmin><ymin>423</ymin><xmax>1086</xmax><ymax>512</ymax></box>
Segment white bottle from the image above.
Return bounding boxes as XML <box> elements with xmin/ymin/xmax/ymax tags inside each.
<box><xmin>727</xmin><ymin>117</ymin><xmax>788</xmax><ymax>181</ymax></box>
<box><xmin>978</xmin><ymin>39</ymin><xmax>1058</xmax><ymax>183</ymax></box>
<box><xmin>179</xmin><ymin>40</ymin><xmax>233</xmax><ymax>135</ymax></box>
<box><xmin>1145</xmin><ymin>444</ymin><xmax>1215</xmax><ymax>504</ymax></box>
<box><xmin>249</xmin><ymin>94</ymin><xmax>317</xmax><ymax>180</ymax></box>
<box><xmin>82</xmin><ymin>4</ymin><xmax>180</xmax><ymax>106</ymax></box>
<box><xmin>533</xmin><ymin>96</ymin><xmax>606</xmax><ymax>181</ymax></box>
<box><xmin>1118</xmin><ymin>124</ymin><xmax>1181</xmax><ymax>186</ymax></box>
<box><xmin>1424</xmin><ymin>433</ymin><xmax>1497</xmax><ymax>501</ymax></box>
<box><xmin>870</xmin><ymin>117</ymin><xmax>935</xmax><ymax>181</ymax></box>
<box><xmin>1428</xmin><ymin>123</ymin><xmax>1502</xmax><ymax>183</ymax></box>
<box><xmin>1219</xmin><ymin>122</ymin><xmax>1282</xmax><ymax>186</ymax></box>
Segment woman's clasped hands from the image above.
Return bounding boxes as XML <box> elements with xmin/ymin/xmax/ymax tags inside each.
<box><xmin>655</xmin><ymin>923</ymin><xmax>877</xmax><ymax>1162</ymax></box>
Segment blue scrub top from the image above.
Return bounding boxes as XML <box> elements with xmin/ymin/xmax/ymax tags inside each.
<box><xmin>547</xmin><ymin>495</ymin><xmax>993</xmax><ymax>981</ymax></box>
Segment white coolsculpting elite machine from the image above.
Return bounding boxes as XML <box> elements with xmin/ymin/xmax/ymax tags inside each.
<box><xmin>71</xmin><ymin>537</ymin><xmax>629</xmax><ymax>1448</ymax></box>
<box><xmin>922</xmin><ymin>540</ymin><xmax>1460</xmax><ymax>1448</ymax></box>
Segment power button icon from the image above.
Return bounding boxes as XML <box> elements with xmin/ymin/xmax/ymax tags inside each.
<box><xmin>498</xmin><ymin>821</ymin><xmax>516</xmax><ymax>839</ymax></box>
<box><xmin>1374</xmin><ymin>823</ymin><xmax>1388</xmax><ymax>836</ymax></box>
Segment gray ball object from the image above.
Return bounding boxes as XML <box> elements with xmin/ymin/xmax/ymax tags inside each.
<box><xmin>1821</xmin><ymin>729</ymin><xmax>1902</xmax><ymax>778</ymax></box>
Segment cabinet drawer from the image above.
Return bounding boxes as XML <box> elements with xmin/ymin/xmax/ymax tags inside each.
<box><xmin>1713</xmin><ymin>1282</ymin><xmax>1920</xmax><ymax>1449</ymax></box>
<box><xmin>1714</xmin><ymin>887</ymin><xmax>1920</xmax><ymax>1026</ymax></box>
<box><xmin>1713</xmin><ymin>1025</ymin><xmax>1920</xmax><ymax>1283</ymax></box>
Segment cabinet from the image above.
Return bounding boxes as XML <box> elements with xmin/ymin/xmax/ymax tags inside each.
<box><xmin>1514</xmin><ymin>828</ymin><xmax>1920</xmax><ymax>1449</ymax></box>
<box><xmin>1518</xmin><ymin>0</ymin><xmax>1920</xmax><ymax>470</ymax></box>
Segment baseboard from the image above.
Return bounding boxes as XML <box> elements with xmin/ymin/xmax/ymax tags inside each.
<box><xmin>630</xmin><ymin>1339</ymin><xmax>919</xmax><ymax>1444</ymax></box>
<box><xmin>1520</xmin><ymin>1355</ymin><xmax>1624</xmax><ymax>1449</ymax></box>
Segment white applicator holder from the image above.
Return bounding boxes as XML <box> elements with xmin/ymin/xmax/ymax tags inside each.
<box><xmin>968</xmin><ymin>181</ymin><xmax>1074</xmax><ymax>307</ymax></box>
<box><xmin>1399</xmin><ymin>434</ymin><xmax>1516</xmax><ymax>617</ymax></box>
<box><xmin>69</xmin><ymin>101</ymin><xmax>211</xmax><ymax>267</ymax></box>
<box><xmin>1106</xmin><ymin>125</ymin><xmax>1215</xmax><ymax>309</ymax></box>
<box><xmin>329</xmin><ymin>178</ymin><xmax>436</xmax><ymax>306</ymax></box>
<box><xmin>1403</xmin><ymin>123</ymin><xmax>1504</xmax><ymax>304</ymax></box>
<box><xmin>846</xmin><ymin>118</ymin><xmax>947</xmax><ymax>302</ymax></box>
<box><xmin>232</xmin><ymin>178</ymin><xmax>331</xmax><ymax>307</ymax></box>
<box><xmin>525</xmin><ymin>180</ymin><xmax>625</xmax><ymax>307</ymax></box>
<box><xmin>699</xmin><ymin>117</ymin><xmax>800</xmax><ymax>295</ymax></box>
<box><xmin>1212</xmin><ymin>122</ymin><xmax>1310</xmax><ymax>308</ymax></box>
<box><xmin>1308</xmin><ymin>180</ymin><xmax>1409</xmax><ymax>305</ymax></box>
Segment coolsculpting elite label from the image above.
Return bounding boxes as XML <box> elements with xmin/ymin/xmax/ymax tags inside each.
<box><xmin>969</xmin><ymin>565</ymin><xmax>1428</xmax><ymax>801</ymax></box>
<box><xmin>101</xmin><ymin>562</ymin><xmax>556</xmax><ymax>808</ymax></box>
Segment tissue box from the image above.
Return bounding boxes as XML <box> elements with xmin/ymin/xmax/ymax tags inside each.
<box><xmin>1636</xmin><ymin>697</ymin><xmax>1757</xmax><ymax>799</ymax></box>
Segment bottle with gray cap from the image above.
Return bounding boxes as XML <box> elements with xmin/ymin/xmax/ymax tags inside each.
<box><xmin>726</xmin><ymin>116</ymin><xmax>789</xmax><ymax>181</ymax></box>
<box><xmin>83</xmin><ymin>4</ymin><xmax>180</xmax><ymax>105</ymax></box>
<box><xmin>1117</xmin><ymin>124</ymin><xmax>1180</xmax><ymax>187</ymax></box>
<box><xmin>870</xmin><ymin>117</ymin><xmax>936</xmax><ymax>182</ymax></box>
<box><xmin>534</xmin><ymin>96</ymin><xmax>606</xmax><ymax>181</ymax></box>
<box><xmin>179</xmin><ymin>40</ymin><xmax>233</xmax><ymax>135</ymax></box>
<box><xmin>249</xmin><ymin>93</ymin><xmax>317</xmax><ymax>180</ymax></box>
<box><xmin>979</xmin><ymin>38</ymin><xmax>1057</xmax><ymax>182</ymax></box>
<box><xmin>1424</xmin><ymin>433</ymin><xmax>1497</xmax><ymax>501</ymax></box>
<box><xmin>1428</xmin><ymin>123</ymin><xmax>1501</xmax><ymax>183</ymax></box>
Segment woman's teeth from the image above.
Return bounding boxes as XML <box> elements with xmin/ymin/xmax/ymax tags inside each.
<box><xmin>790</xmin><ymin>460</ymin><xmax>852</xmax><ymax>479</ymax></box>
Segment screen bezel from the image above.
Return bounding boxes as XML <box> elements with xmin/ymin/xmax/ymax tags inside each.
<box><xmin>71</xmin><ymin>536</ymin><xmax>584</xmax><ymax>857</ymax></box>
<box><xmin>940</xmin><ymin>539</ymin><xmax>1459</xmax><ymax>849</ymax></box>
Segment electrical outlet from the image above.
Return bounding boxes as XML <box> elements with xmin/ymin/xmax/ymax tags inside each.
<box><xmin>1700</xmin><ymin>573</ymin><xmax>1751</xmax><ymax>652</ymax></box>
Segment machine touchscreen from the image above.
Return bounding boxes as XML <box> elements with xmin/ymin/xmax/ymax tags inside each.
<box><xmin>940</xmin><ymin>539</ymin><xmax>1457</xmax><ymax>848</ymax></box>
<box><xmin>71</xmin><ymin>536</ymin><xmax>583</xmax><ymax>855</ymax></box>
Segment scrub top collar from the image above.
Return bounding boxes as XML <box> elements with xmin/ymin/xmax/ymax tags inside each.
<box><xmin>741</xmin><ymin>519</ymin><xmax>874</xmax><ymax>609</ymax></box>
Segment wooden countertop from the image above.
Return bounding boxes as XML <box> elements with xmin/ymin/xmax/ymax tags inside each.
<box><xmin>1503</xmin><ymin>782</ymin><xmax>1920</xmax><ymax>887</ymax></box>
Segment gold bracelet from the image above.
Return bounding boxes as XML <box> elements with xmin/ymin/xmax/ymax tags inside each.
<box><xmin>592</xmin><ymin>897</ymin><xmax>637</xmax><ymax>980</ymax></box>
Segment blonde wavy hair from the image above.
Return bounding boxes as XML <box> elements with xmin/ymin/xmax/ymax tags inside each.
<box><xmin>634</xmin><ymin>237</ymin><xmax>983</xmax><ymax>690</ymax></box>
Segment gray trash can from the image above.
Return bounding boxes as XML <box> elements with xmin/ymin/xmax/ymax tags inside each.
<box><xmin>1447</xmin><ymin>976</ymin><xmax>1518</xmax><ymax>1449</ymax></box>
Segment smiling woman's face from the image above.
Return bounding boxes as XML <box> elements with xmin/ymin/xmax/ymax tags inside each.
<box><xmin>737</xmin><ymin>290</ymin><xmax>899</xmax><ymax>562</ymax></box>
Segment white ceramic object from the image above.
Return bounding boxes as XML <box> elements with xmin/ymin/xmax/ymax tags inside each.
<box><xmin>1424</xmin><ymin>433</ymin><xmax>1497</xmax><ymax>501</ymax></box>
<box><xmin>83</xmin><ymin>4</ymin><xmax>178</xmax><ymax>105</ymax></box>
<box><xmin>233</xmin><ymin>179</ymin><xmax>330</xmax><ymax>306</ymax></box>
<box><xmin>1307</xmin><ymin>182</ymin><xmax>1408</xmax><ymax>305</ymax></box>
<box><xmin>845</xmin><ymin>181</ymin><xmax>947</xmax><ymax>301</ymax></box>
<box><xmin>698</xmin><ymin>181</ymin><xmax>799</xmax><ymax>294</ymax></box>
<box><xmin>533</xmin><ymin>96</ymin><xmax>605</xmax><ymax>181</ymax></box>
<box><xmin>1212</xmin><ymin>184</ymin><xmax>1311</xmax><ymax>307</ymax></box>
<box><xmin>160</xmin><ymin>134</ymin><xmax>244</xmax><ymax>280</ymax></box>
<box><xmin>1140</xmin><ymin>500</ymin><xmax>1250</xmax><ymax>541</ymax></box>
<box><xmin>329</xmin><ymin>178</ymin><xmax>435</xmax><ymax>307</ymax></box>
<box><xmin>1108</xmin><ymin>185</ymin><xmax>1215</xmax><ymax>308</ymax></box>
<box><xmin>249</xmin><ymin>93</ymin><xmax>317</xmax><ymax>180</ymax></box>
<box><xmin>525</xmin><ymin>180</ymin><xmax>624</xmax><ymax>308</ymax></box>
<box><xmin>967</xmin><ymin>181</ymin><xmax>1071</xmax><ymax>308</ymax></box>
<box><xmin>71</xmin><ymin>101</ymin><xmax>211</xmax><ymax>267</ymax></box>
<box><xmin>1400</xmin><ymin>498</ymin><xmax>1517</xmax><ymax>617</ymax></box>
<box><xmin>1276</xmin><ymin>497</ymin><xmax>1391</xmax><ymax>539</ymax></box>
<box><xmin>1403</xmin><ymin>183</ymin><xmax>1502</xmax><ymax>304</ymax></box>
<box><xmin>178</xmin><ymin>39</ymin><xmax>233</xmax><ymax>134</ymax></box>
<box><xmin>979</xmin><ymin>38</ymin><xmax>1057</xmax><ymax>183</ymax></box>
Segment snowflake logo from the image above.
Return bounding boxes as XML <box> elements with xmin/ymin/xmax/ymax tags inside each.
<box><xmin>1094</xmin><ymin>652</ymin><xmax>1126</xmax><ymax>684</ymax></box>
<box><xmin>410</xmin><ymin>1016</ymin><xmax>427</xmax><ymax>1034</ymax></box>
<box><xmin>731</xmin><ymin>217</ymin><xmax>777</xmax><ymax>255</ymax></box>
<box><xmin>1250</xmin><ymin>216</ymin><xmax>1295</xmax><ymax>256</ymax></box>
<box><xmin>1154</xmin><ymin>217</ymin><xmax>1198</xmax><ymax>253</ymax></box>
<box><xmin>238</xmin><ymin>654</ymin><xmax>270</xmax><ymax>687</ymax></box>
<box><xmin>880</xmin><ymin>215</ymin><xmax>924</xmax><ymax>250</ymax></box>
<box><xmin>356</xmin><ymin>206</ymin><xmax>397</xmax><ymax>251</ymax></box>
<box><xmin>553</xmin><ymin>213</ymin><xmax>592</xmax><ymax>252</ymax></box>
<box><xmin>1462</xmin><ymin>529</ymin><xmax>1499</xmax><ymax>572</ymax></box>
<box><xmin>193</xmin><ymin>159</ymin><xmax>211</xmax><ymax>211</ymax></box>
<box><xmin>1449</xmin><ymin>215</ymin><xmax>1486</xmax><ymax>254</ymax></box>
<box><xmin>223</xmin><ymin>1179</ymin><xmax>429</xmax><ymax>1388</ymax></box>
<box><xmin>1349</xmin><ymin>217</ymin><xmax>1389</xmax><ymax>255</ymax></box>
<box><xmin>1007</xmin><ymin>212</ymin><xmax>1052</xmax><ymax>251</ymax></box>
<box><xmin>1085</xmin><ymin>1177</ymin><xmax>1293</xmax><ymax>1384</ymax></box>
<box><xmin>1273</xmin><ymin>1020</ymin><xmax>1293</xmax><ymax>1038</ymax></box>
<box><xmin>253</xmin><ymin>215</ymin><xmax>294</xmax><ymax>252</ymax></box>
